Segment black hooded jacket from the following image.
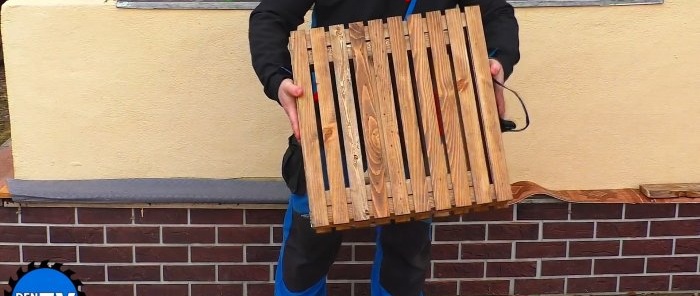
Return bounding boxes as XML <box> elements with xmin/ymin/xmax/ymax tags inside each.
<box><xmin>249</xmin><ymin>0</ymin><xmax>520</xmax><ymax>103</ymax></box>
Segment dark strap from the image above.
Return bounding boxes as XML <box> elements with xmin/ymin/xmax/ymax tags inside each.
<box><xmin>493</xmin><ymin>78</ymin><xmax>530</xmax><ymax>132</ymax></box>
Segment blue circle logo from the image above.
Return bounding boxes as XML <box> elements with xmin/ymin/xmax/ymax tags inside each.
<box><xmin>5</xmin><ymin>261</ymin><xmax>84</xmax><ymax>296</ymax></box>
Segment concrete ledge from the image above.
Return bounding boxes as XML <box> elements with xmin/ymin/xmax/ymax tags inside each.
<box><xmin>8</xmin><ymin>178</ymin><xmax>290</xmax><ymax>203</ymax></box>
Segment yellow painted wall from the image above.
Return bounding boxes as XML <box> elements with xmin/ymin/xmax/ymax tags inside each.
<box><xmin>2</xmin><ymin>0</ymin><xmax>698</xmax><ymax>189</ymax></box>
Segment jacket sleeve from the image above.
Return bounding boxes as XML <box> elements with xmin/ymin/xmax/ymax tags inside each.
<box><xmin>249</xmin><ymin>0</ymin><xmax>315</xmax><ymax>103</ymax></box>
<box><xmin>462</xmin><ymin>0</ymin><xmax>520</xmax><ymax>80</ymax></box>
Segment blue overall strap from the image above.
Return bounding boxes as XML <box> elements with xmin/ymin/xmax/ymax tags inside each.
<box><xmin>404</xmin><ymin>0</ymin><xmax>418</xmax><ymax>20</ymax></box>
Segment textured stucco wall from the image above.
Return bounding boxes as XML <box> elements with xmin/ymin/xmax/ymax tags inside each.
<box><xmin>2</xmin><ymin>0</ymin><xmax>698</xmax><ymax>189</ymax></box>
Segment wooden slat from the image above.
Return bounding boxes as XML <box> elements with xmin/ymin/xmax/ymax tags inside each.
<box><xmin>445</xmin><ymin>8</ymin><xmax>491</xmax><ymax>205</ymax></box>
<box><xmin>640</xmin><ymin>183</ymin><xmax>700</xmax><ymax>198</ymax></box>
<box><xmin>388</xmin><ymin>16</ymin><xmax>425</xmax><ymax>214</ymax></box>
<box><xmin>368</xmin><ymin>19</ymin><xmax>410</xmax><ymax>216</ymax></box>
<box><xmin>310</xmin><ymin>28</ymin><xmax>349</xmax><ymax>224</ymax></box>
<box><xmin>464</xmin><ymin>6</ymin><xmax>512</xmax><ymax>202</ymax></box>
<box><xmin>328</xmin><ymin>24</ymin><xmax>369</xmax><ymax>222</ymax></box>
<box><xmin>290</xmin><ymin>31</ymin><xmax>329</xmax><ymax>227</ymax></box>
<box><xmin>407</xmin><ymin>15</ymin><xmax>450</xmax><ymax>212</ymax></box>
<box><xmin>349</xmin><ymin>21</ymin><xmax>390</xmax><ymax>218</ymax></box>
<box><xmin>426</xmin><ymin>11</ymin><xmax>472</xmax><ymax>208</ymax></box>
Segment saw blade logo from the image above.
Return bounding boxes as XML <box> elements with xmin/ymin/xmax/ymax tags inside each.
<box><xmin>4</xmin><ymin>261</ymin><xmax>85</xmax><ymax>296</ymax></box>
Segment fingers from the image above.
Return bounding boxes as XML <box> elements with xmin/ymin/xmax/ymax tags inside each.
<box><xmin>489</xmin><ymin>59</ymin><xmax>506</xmax><ymax>117</ymax></box>
<box><xmin>278</xmin><ymin>79</ymin><xmax>303</xmax><ymax>141</ymax></box>
<box><xmin>288</xmin><ymin>106</ymin><xmax>301</xmax><ymax>141</ymax></box>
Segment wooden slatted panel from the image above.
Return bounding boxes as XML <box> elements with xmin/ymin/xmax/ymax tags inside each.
<box><xmin>426</xmin><ymin>11</ymin><xmax>472</xmax><ymax>208</ymax></box>
<box><xmin>445</xmin><ymin>8</ymin><xmax>491</xmax><ymax>205</ymax></box>
<box><xmin>368</xmin><ymin>19</ymin><xmax>410</xmax><ymax>216</ymax></box>
<box><xmin>290</xmin><ymin>31</ymin><xmax>329</xmax><ymax>227</ymax></box>
<box><xmin>407</xmin><ymin>16</ymin><xmax>450</xmax><ymax>211</ymax></box>
<box><xmin>310</xmin><ymin>28</ymin><xmax>349</xmax><ymax>224</ymax></box>
<box><xmin>387</xmin><ymin>16</ymin><xmax>425</xmax><ymax>214</ymax></box>
<box><xmin>328</xmin><ymin>24</ymin><xmax>369</xmax><ymax>222</ymax></box>
<box><xmin>463</xmin><ymin>7</ymin><xmax>513</xmax><ymax>202</ymax></box>
<box><xmin>349</xmin><ymin>22</ymin><xmax>390</xmax><ymax>218</ymax></box>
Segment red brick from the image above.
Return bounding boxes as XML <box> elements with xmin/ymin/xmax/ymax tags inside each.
<box><xmin>247</xmin><ymin>283</ymin><xmax>274</xmax><ymax>295</ymax></box>
<box><xmin>335</xmin><ymin>245</ymin><xmax>352</xmax><ymax>261</ymax></box>
<box><xmin>327</xmin><ymin>283</ymin><xmax>352</xmax><ymax>296</ymax></box>
<box><xmin>21</xmin><ymin>207</ymin><xmax>74</xmax><ymax>224</ymax></box>
<box><xmin>430</xmin><ymin>243</ymin><xmax>458</xmax><ymax>260</ymax></box>
<box><xmin>678</xmin><ymin>203</ymin><xmax>700</xmax><ymax>217</ymax></box>
<box><xmin>571</xmin><ymin>204</ymin><xmax>622</xmax><ymax>219</ymax></box>
<box><xmin>191</xmin><ymin>209</ymin><xmax>243</xmax><ymax>224</ymax></box>
<box><xmin>342</xmin><ymin>227</ymin><xmax>375</xmax><ymax>242</ymax></box>
<box><xmin>541</xmin><ymin>259</ymin><xmax>591</xmax><ymax>276</ymax></box>
<box><xmin>515</xmin><ymin>241</ymin><xmax>566</xmax><ymax>258</ymax></box>
<box><xmin>461</xmin><ymin>243</ymin><xmax>511</xmax><ymax>259</ymax></box>
<box><xmin>108</xmin><ymin>265</ymin><xmax>160</xmax><ymax>281</ymax></box>
<box><xmin>136</xmin><ymin>284</ymin><xmax>188</xmax><ymax>296</ymax></box>
<box><xmin>135</xmin><ymin>246</ymin><xmax>188</xmax><ymax>262</ymax></box>
<box><xmin>23</xmin><ymin>246</ymin><xmax>76</xmax><ymax>262</ymax></box>
<box><xmin>460</xmin><ymin>280</ymin><xmax>510</xmax><ymax>295</ymax></box>
<box><xmin>567</xmin><ymin>277</ymin><xmax>617</xmax><ymax>293</ymax></box>
<box><xmin>162</xmin><ymin>226</ymin><xmax>215</xmax><ymax>243</ymax></box>
<box><xmin>0</xmin><ymin>226</ymin><xmax>47</xmax><ymax>243</ymax></box>
<box><xmin>434</xmin><ymin>224</ymin><xmax>485</xmax><ymax>241</ymax></box>
<box><xmin>246</xmin><ymin>246</ymin><xmax>280</xmax><ymax>263</ymax></box>
<box><xmin>354</xmin><ymin>283</ymin><xmax>371</xmax><ymax>296</ymax></box>
<box><xmin>0</xmin><ymin>245</ymin><xmax>19</xmax><ymax>261</ymax></box>
<box><xmin>514</xmin><ymin>278</ymin><xmax>564</xmax><ymax>295</ymax></box>
<box><xmin>0</xmin><ymin>264</ymin><xmax>22</xmax><ymax>280</ymax></box>
<box><xmin>219</xmin><ymin>265</ymin><xmax>270</xmax><ymax>281</ymax></box>
<box><xmin>191</xmin><ymin>246</ymin><xmax>243</xmax><ymax>263</ymax></box>
<box><xmin>0</xmin><ymin>207</ymin><xmax>18</xmax><ymax>223</ymax></box>
<box><xmin>354</xmin><ymin>245</ymin><xmax>375</xmax><ymax>261</ymax></box>
<box><xmin>486</xmin><ymin>261</ymin><xmax>536</xmax><ymax>277</ymax></box>
<box><xmin>163</xmin><ymin>265</ymin><xmax>216</xmax><ymax>281</ymax></box>
<box><xmin>219</xmin><ymin>226</ymin><xmax>270</xmax><ymax>243</ymax></box>
<box><xmin>619</xmin><ymin>275</ymin><xmax>670</xmax><ymax>292</ymax></box>
<box><xmin>191</xmin><ymin>284</ymin><xmax>243</xmax><ymax>296</ymax></box>
<box><xmin>594</xmin><ymin>258</ymin><xmax>644</xmax><ymax>274</ymax></box>
<box><xmin>488</xmin><ymin>223</ymin><xmax>539</xmax><ymax>240</ymax></box>
<box><xmin>462</xmin><ymin>206</ymin><xmax>513</xmax><ymax>221</ymax></box>
<box><xmin>676</xmin><ymin>238</ymin><xmax>700</xmax><ymax>254</ymax></box>
<box><xmin>626</xmin><ymin>204</ymin><xmax>676</xmax><ymax>219</ymax></box>
<box><xmin>622</xmin><ymin>239</ymin><xmax>672</xmax><ymax>255</ymax></box>
<box><xmin>647</xmin><ymin>256</ymin><xmax>698</xmax><ymax>273</ymax></box>
<box><xmin>650</xmin><ymin>219</ymin><xmax>700</xmax><ymax>236</ymax></box>
<box><xmin>433</xmin><ymin>262</ymin><xmax>483</xmax><ymax>278</ymax></box>
<box><xmin>106</xmin><ymin>226</ymin><xmax>159</xmax><ymax>243</ymax></box>
<box><xmin>597</xmin><ymin>221</ymin><xmax>647</xmax><ymax>238</ymax></box>
<box><xmin>245</xmin><ymin>209</ymin><xmax>285</xmax><ymax>224</ymax></box>
<box><xmin>424</xmin><ymin>281</ymin><xmax>457</xmax><ymax>296</ymax></box>
<box><xmin>328</xmin><ymin>263</ymin><xmax>372</xmax><ymax>280</ymax></box>
<box><xmin>82</xmin><ymin>284</ymin><xmax>134</xmax><ymax>296</ymax></box>
<box><xmin>672</xmin><ymin>275</ymin><xmax>700</xmax><ymax>291</ymax></box>
<box><xmin>273</xmin><ymin>226</ymin><xmax>283</xmax><ymax>243</ymax></box>
<box><xmin>134</xmin><ymin>208</ymin><xmax>187</xmax><ymax>224</ymax></box>
<box><xmin>569</xmin><ymin>240</ymin><xmax>620</xmax><ymax>257</ymax></box>
<box><xmin>542</xmin><ymin>222</ymin><xmax>593</xmax><ymax>239</ymax></box>
<box><xmin>78</xmin><ymin>208</ymin><xmax>132</xmax><ymax>224</ymax></box>
<box><xmin>517</xmin><ymin>203</ymin><xmax>568</xmax><ymax>220</ymax></box>
<box><xmin>50</xmin><ymin>226</ymin><xmax>103</xmax><ymax>243</ymax></box>
<box><xmin>62</xmin><ymin>264</ymin><xmax>105</xmax><ymax>281</ymax></box>
<box><xmin>79</xmin><ymin>246</ymin><xmax>132</xmax><ymax>263</ymax></box>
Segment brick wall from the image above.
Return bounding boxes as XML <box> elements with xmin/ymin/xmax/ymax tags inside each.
<box><xmin>0</xmin><ymin>201</ymin><xmax>699</xmax><ymax>295</ymax></box>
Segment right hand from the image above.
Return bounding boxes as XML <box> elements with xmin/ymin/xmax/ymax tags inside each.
<box><xmin>278</xmin><ymin>78</ymin><xmax>303</xmax><ymax>141</ymax></box>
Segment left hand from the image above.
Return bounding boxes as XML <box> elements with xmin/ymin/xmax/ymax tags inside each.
<box><xmin>489</xmin><ymin>59</ymin><xmax>505</xmax><ymax>118</ymax></box>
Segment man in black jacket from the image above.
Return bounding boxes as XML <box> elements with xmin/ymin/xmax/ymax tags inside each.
<box><xmin>249</xmin><ymin>1</ymin><xmax>519</xmax><ymax>295</ymax></box>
